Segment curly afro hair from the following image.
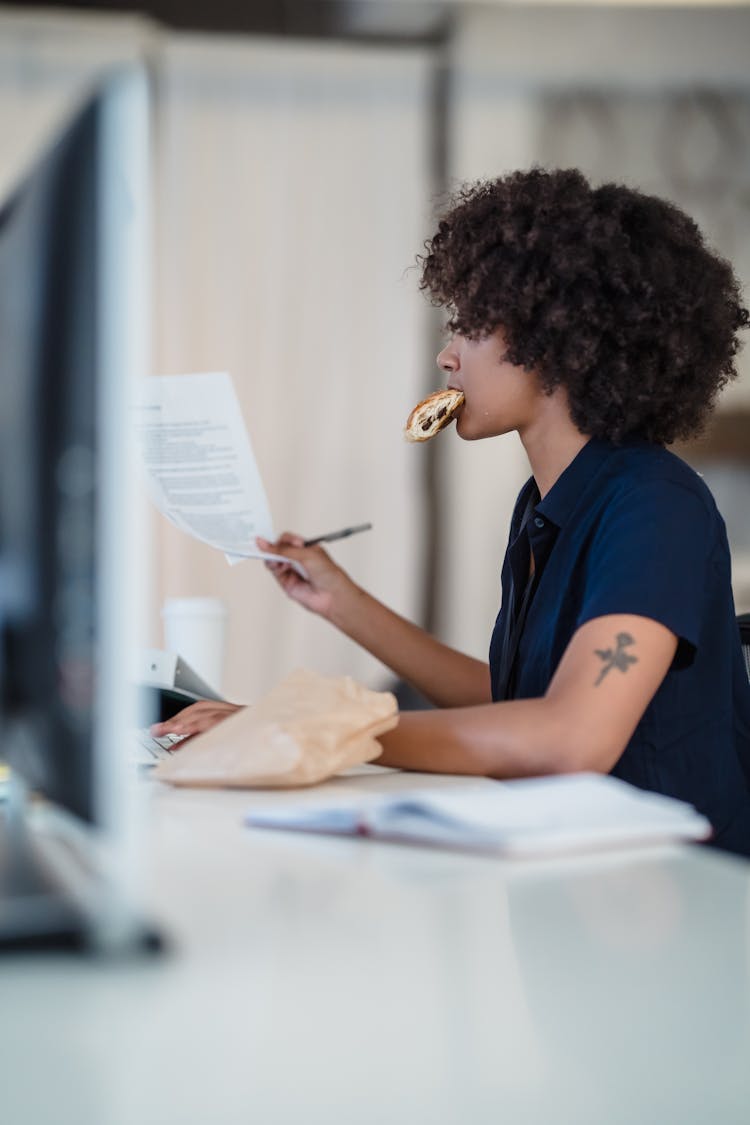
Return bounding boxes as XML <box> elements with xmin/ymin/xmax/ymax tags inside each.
<box><xmin>419</xmin><ymin>168</ymin><xmax>748</xmax><ymax>445</ymax></box>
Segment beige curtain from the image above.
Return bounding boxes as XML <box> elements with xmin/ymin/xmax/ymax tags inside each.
<box><xmin>152</xmin><ymin>35</ymin><xmax>433</xmax><ymax>698</ymax></box>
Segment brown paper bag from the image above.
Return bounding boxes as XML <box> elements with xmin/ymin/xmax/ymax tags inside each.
<box><xmin>153</xmin><ymin>668</ymin><xmax>399</xmax><ymax>788</ymax></box>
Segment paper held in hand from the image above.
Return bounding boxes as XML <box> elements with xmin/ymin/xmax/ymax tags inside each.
<box><xmin>245</xmin><ymin>773</ymin><xmax>712</xmax><ymax>857</ymax></box>
<box><xmin>132</xmin><ymin>372</ymin><xmax>306</xmax><ymax>575</ymax></box>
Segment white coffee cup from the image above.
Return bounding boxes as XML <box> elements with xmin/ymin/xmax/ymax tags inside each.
<box><xmin>161</xmin><ymin>597</ymin><xmax>228</xmax><ymax>693</ymax></box>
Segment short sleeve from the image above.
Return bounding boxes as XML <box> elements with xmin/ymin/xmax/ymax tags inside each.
<box><xmin>576</xmin><ymin>479</ymin><xmax>715</xmax><ymax>656</ymax></box>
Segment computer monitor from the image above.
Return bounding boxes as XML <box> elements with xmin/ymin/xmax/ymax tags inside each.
<box><xmin>0</xmin><ymin>68</ymin><xmax>152</xmax><ymax>950</ymax></box>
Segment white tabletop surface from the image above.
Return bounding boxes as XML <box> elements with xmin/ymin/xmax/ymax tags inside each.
<box><xmin>1</xmin><ymin>764</ymin><xmax>749</xmax><ymax>1125</ymax></box>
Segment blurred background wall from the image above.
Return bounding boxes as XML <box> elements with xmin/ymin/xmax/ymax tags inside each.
<box><xmin>1</xmin><ymin>1</ymin><xmax>748</xmax><ymax>701</ymax></box>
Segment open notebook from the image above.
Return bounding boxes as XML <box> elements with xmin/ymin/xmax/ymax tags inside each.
<box><xmin>246</xmin><ymin>773</ymin><xmax>712</xmax><ymax>857</ymax></box>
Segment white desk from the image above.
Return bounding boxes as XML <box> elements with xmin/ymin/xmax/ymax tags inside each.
<box><xmin>1</xmin><ymin>765</ymin><xmax>749</xmax><ymax>1125</ymax></box>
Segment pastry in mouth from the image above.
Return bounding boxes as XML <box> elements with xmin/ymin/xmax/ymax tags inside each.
<box><xmin>404</xmin><ymin>388</ymin><xmax>465</xmax><ymax>442</ymax></box>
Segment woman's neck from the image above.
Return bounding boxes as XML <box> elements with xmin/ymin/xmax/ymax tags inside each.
<box><xmin>519</xmin><ymin>389</ymin><xmax>589</xmax><ymax>498</ymax></box>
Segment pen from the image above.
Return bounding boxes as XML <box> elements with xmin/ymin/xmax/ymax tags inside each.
<box><xmin>303</xmin><ymin>522</ymin><xmax>373</xmax><ymax>547</ymax></box>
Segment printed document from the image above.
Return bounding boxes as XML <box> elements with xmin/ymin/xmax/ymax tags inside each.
<box><xmin>133</xmin><ymin>373</ymin><xmax>305</xmax><ymax>574</ymax></box>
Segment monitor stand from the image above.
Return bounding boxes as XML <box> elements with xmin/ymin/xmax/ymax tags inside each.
<box><xmin>0</xmin><ymin>776</ymin><xmax>162</xmax><ymax>955</ymax></box>
<box><xmin>0</xmin><ymin>777</ymin><xmax>89</xmax><ymax>950</ymax></box>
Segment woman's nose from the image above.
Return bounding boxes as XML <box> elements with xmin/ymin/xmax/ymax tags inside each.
<box><xmin>436</xmin><ymin>341</ymin><xmax>457</xmax><ymax>373</ymax></box>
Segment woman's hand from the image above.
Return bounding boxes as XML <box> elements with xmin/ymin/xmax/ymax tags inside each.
<box><xmin>257</xmin><ymin>533</ymin><xmax>358</xmax><ymax>619</ymax></box>
<box><xmin>150</xmin><ymin>700</ymin><xmax>244</xmax><ymax>743</ymax></box>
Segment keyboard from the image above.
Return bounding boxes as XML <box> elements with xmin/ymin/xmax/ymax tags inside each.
<box><xmin>133</xmin><ymin>729</ymin><xmax>187</xmax><ymax>764</ymax></box>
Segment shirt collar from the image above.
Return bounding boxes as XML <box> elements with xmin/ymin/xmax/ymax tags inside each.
<box><xmin>535</xmin><ymin>438</ymin><xmax>616</xmax><ymax>529</ymax></box>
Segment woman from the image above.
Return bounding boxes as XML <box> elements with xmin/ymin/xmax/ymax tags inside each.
<box><xmin>154</xmin><ymin>168</ymin><xmax>750</xmax><ymax>855</ymax></box>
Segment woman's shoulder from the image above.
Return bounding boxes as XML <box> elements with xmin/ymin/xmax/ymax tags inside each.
<box><xmin>604</xmin><ymin>441</ymin><xmax>718</xmax><ymax>519</ymax></box>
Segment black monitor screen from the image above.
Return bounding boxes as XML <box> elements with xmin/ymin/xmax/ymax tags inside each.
<box><xmin>0</xmin><ymin>87</ymin><xmax>125</xmax><ymax>824</ymax></box>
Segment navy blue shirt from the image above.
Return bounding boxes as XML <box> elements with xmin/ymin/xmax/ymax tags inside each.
<box><xmin>489</xmin><ymin>438</ymin><xmax>750</xmax><ymax>856</ymax></box>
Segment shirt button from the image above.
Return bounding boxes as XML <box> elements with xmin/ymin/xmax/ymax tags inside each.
<box><xmin>534</xmin><ymin>516</ymin><xmax>545</xmax><ymax>529</ymax></box>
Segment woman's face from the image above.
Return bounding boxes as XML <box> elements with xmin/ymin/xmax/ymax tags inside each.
<box><xmin>436</xmin><ymin>327</ymin><xmax>545</xmax><ymax>441</ymax></box>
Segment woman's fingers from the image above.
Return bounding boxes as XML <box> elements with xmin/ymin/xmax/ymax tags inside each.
<box><xmin>258</xmin><ymin>532</ymin><xmax>305</xmax><ymax>554</ymax></box>
<box><xmin>150</xmin><ymin>701</ymin><xmax>243</xmax><ymax>741</ymax></box>
<box><xmin>258</xmin><ymin>531</ymin><xmax>345</xmax><ymax>617</ymax></box>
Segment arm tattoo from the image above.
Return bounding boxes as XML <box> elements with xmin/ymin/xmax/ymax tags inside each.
<box><xmin>594</xmin><ymin>632</ymin><xmax>638</xmax><ymax>686</ymax></box>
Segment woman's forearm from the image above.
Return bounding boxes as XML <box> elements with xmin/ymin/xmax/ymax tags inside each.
<box><xmin>375</xmin><ymin>699</ymin><xmax>575</xmax><ymax>778</ymax></box>
<box><xmin>328</xmin><ymin>584</ymin><xmax>491</xmax><ymax>708</ymax></box>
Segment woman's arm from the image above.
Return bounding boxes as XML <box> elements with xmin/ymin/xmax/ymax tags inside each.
<box><xmin>375</xmin><ymin>613</ymin><xmax>678</xmax><ymax>776</ymax></box>
<box><xmin>258</xmin><ymin>534</ymin><xmax>491</xmax><ymax>708</ymax></box>
<box><xmin>327</xmin><ymin>582</ymin><xmax>490</xmax><ymax>707</ymax></box>
<box><xmin>153</xmin><ymin>612</ymin><xmax>675</xmax><ymax>765</ymax></box>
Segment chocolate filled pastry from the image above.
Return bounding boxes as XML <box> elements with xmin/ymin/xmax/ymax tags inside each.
<box><xmin>404</xmin><ymin>388</ymin><xmax>465</xmax><ymax>442</ymax></box>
